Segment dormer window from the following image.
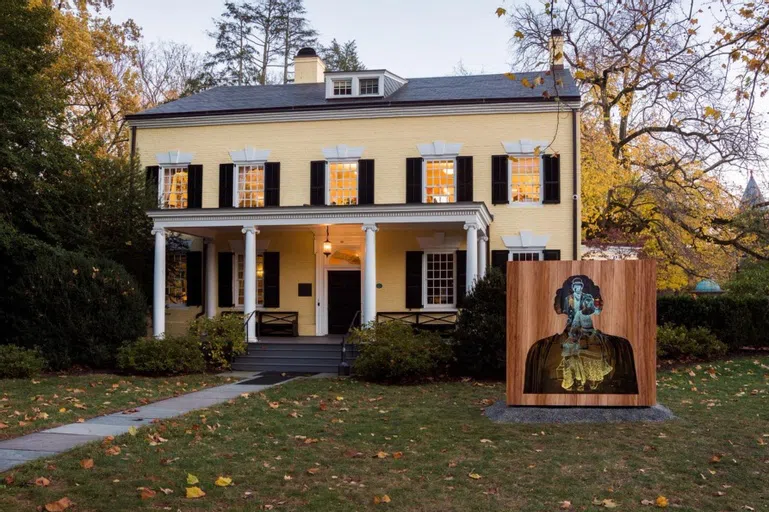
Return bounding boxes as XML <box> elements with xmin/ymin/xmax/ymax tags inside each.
<box><xmin>359</xmin><ymin>78</ymin><xmax>379</xmax><ymax>95</ymax></box>
<box><xmin>333</xmin><ymin>79</ymin><xmax>353</xmax><ymax>96</ymax></box>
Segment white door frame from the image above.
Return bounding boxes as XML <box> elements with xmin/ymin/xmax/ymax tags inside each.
<box><xmin>314</xmin><ymin>229</ymin><xmax>363</xmax><ymax>336</ymax></box>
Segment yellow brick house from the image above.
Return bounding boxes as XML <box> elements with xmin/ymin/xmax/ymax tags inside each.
<box><xmin>127</xmin><ymin>39</ymin><xmax>581</xmax><ymax>369</ymax></box>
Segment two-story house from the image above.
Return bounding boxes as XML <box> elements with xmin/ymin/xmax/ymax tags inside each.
<box><xmin>127</xmin><ymin>34</ymin><xmax>581</xmax><ymax>347</ymax></box>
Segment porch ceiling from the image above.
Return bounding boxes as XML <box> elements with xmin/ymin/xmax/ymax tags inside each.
<box><xmin>147</xmin><ymin>202</ymin><xmax>493</xmax><ymax>231</ymax></box>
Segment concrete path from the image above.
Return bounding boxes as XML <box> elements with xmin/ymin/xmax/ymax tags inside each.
<box><xmin>0</xmin><ymin>375</ymin><xmax>293</xmax><ymax>472</ymax></box>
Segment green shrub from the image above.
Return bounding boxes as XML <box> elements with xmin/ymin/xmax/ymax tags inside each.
<box><xmin>349</xmin><ymin>321</ymin><xmax>453</xmax><ymax>384</ymax></box>
<box><xmin>189</xmin><ymin>315</ymin><xmax>247</xmax><ymax>371</ymax></box>
<box><xmin>116</xmin><ymin>335</ymin><xmax>205</xmax><ymax>376</ymax></box>
<box><xmin>453</xmin><ymin>268</ymin><xmax>506</xmax><ymax>379</ymax></box>
<box><xmin>0</xmin><ymin>223</ymin><xmax>146</xmax><ymax>369</ymax></box>
<box><xmin>657</xmin><ymin>323</ymin><xmax>728</xmax><ymax>361</ymax></box>
<box><xmin>657</xmin><ymin>295</ymin><xmax>769</xmax><ymax>350</ymax></box>
<box><xmin>0</xmin><ymin>345</ymin><xmax>46</xmax><ymax>379</ymax></box>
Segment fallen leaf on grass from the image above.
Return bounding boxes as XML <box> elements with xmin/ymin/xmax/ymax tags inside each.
<box><xmin>480</xmin><ymin>439</ymin><xmax>493</xmax><ymax>444</ymax></box>
<box><xmin>656</xmin><ymin>496</ymin><xmax>669</xmax><ymax>508</ymax></box>
<box><xmin>593</xmin><ymin>498</ymin><xmax>618</xmax><ymax>508</ymax></box>
<box><xmin>710</xmin><ymin>454</ymin><xmax>722</xmax><ymax>463</ymax></box>
<box><xmin>0</xmin><ymin>423</ymin><xmax>8</xmax><ymax>429</ymax></box>
<box><xmin>344</xmin><ymin>450</ymin><xmax>364</xmax><ymax>458</ymax></box>
<box><xmin>79</xmin><ymin>459</ymin><xmax>94</xmax><ymax>469</ymax></box>
<box><xmin>560</xmin><ymin>501</ymin><xmax>572</xmax><ymax>509</ymax></box>
<box><xmin>186</xmin><ymin>473</ymin><xmax>199</xmax><ymax>485</ymax></box>
<box><xmin>375</xmin><ymin>451</ymin><xmax>388</xmax><ymax>459</ymax></box>
<box><xmin>392</xmin><ymin>451</ymin><xmax>403</xmax><ymax>459</ymax></box>
<box><xmin>35</xmin><ymin>477</ymin><xmax>50</xmax><ymax>487</ymax></box>
<box><xmin>159</xmin><ymin>488</ymin><xmax>173</xmax><ymax>495</ymax></box>
<box><xmin>128</xmin><ymin>426</ymin><xmax>138</xmax><ymax>436</ymax></box>
<box><xmin>306</xmin><ymin>467</ymin><xmax>320</xmax><ymax>475</ymax></box>
<box><xmin>468</xmin><ymin>472</ymin><xmax>482</xmax><ymax>480</ymax></box>
<box><xmin>215</xmin><ymin>476</ymin><xmax>233</xmax><ymax>487</ymax></box>
<box><xmin>283</xmin><ymin>475</ymin><xmax>292</xmax><ymax>481</ymax></box>
<box><xmin>104</xmin><ymin>446</ymin><xmax>121</xmax><ymax>456</ymax></box>
<box><xmin>138</xmin><ymin>487</ymin><xmax>156</xmax><ymax>499</ymax></box>
<box><xmin>373</xmin><ymin>495</ymin><xmax>391</xmax><ymax>504</ymax></box>
<box><xmin>43</xmin><ymin>497</ymin><xmax>72</xmax><ymax>511</ymax></box>
<box><xmin>186</xmin><ymin>486</ymin><xmax>206</xmax><ymax>499</ymax></box>
<box><xmin>268</xmin><ymin>402</ymin><xmax>280</xmax><ymax>409</ymax></box>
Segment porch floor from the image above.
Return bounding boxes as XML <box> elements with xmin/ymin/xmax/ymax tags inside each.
<box><xmin>253</xmin><ymin>335</ymin><xmax>343</xmax><ymax>345</ymax></box>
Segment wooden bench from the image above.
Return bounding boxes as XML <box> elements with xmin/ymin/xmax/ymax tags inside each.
<box><xmin>376</xmin><ymin>311</ymin><xmax>458</xmax><ymax>335</ymax></box>
<box><xmin>221</xmin><ymin>310</ymin><xmax>299</xmax><ymax>337</ymax></box>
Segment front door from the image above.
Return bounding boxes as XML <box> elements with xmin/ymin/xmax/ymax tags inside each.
<box><xmin>327</xmin><ymin>270</ymin><xmax>361</xmax><ymax>335</ymax></box>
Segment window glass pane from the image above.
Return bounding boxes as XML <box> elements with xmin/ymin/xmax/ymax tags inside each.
<box><xmin>162</xmin><ymin>167</ymin><xmax>188</xmax><ymax>208</ymax></box>
<box><xmin>360</xmin><ymin>78</ymin><xmax>379</xmax><ymax>95</ymax></box>
<box><xmin>237</xmin><ymin>164</ymin><xmax>265</xmax><ymax>208</ymax></box>
<box><xmin>328</xmin><ymin>162</ymin><xmax>358</xmax><ymax>205</ymax></box>
<box><xmin>425</xmin><ymin>160</ymin><xmax>455</xmax><ymax>203</ymax></box>
<box><xmin>166</xmin><ymin>253</ymin><xmax>187</xmax><ymax>304</ymax></box>
<box><xmin>510</xmin><ymin>156</ymin><xmax>540</xmax><ymax>203</ymax></box>
<box><xmin>425</xmin><ymin>253</ymin><xmax>455</xmax><ymax>306</ymax></box>
<box><xmin>237</xmin><ymin>253</ymin><xmax>264</xmax><ymax>307</ymax></box>
<box><xmin>511</xmin><ymin>251</ymin><xmax>540</xmax><ymax>262</ymax></box>
<box><xmin>333</xmin><ymin>79</ymin><xmax>352</xmax><ymax>95</ymax></box>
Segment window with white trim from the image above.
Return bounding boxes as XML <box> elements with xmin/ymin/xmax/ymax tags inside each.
<box><xmin>234</xmin><ymin>164</ymin><xmax>265</xmax><ymax>208</ymax></box>
<box><xmin>328</xmin><ymin>161</ymin><xmax>358</xmax><ymax>205</ymax></box>
<box><xmin>359</xmin><ymin>78</ymin><xmax>379</xmax><ymax>95</ymax></box>
<box><xmin>166</xmin><ymin>252</ymin><xmax>187</xmax><ymax>304</ymax></box>
<box><xmin>161</xmin><ymin>166</ymin><xmax>189</xmax><ymax>209</ymax></box>
<box><xmin>509</xmin><ymin>156</ymin><xmax>541</xmax><ymax>203</ymax></box>
<box><xmin>509</xmin><ymin>250</ymin><xmax>542</xmax><ymax>261</ymax></box>
<box><xmin>424</xmin><ymin>252</ymin><xmax>455</xmax><ymax>306</ymax></box>
<box><xmin>424</xmin><ymin>159</ymin><xmax>456</xmax><ymax>203</ymax></box>
<box><xmin>235</xmin><ymin>253</ymin><xmax>265</xmax><ymax>307</ymax></box>
<box><xmin>332</xmin><ymin>79</ymin><xmax>352</xmax><ymax>96</ymax></box>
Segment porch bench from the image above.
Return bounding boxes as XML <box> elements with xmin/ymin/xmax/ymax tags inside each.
<box><xmin>376</xmin><ymin>311</ymin><xmax>458</xmax><ymax>335</ymax></box>
<box><xmin>221</xmin><ymin>310</ymin><xmax>299</xmax><ymax>337</ymax></box>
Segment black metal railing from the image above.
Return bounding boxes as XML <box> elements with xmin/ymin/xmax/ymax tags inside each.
<box><xmin>338</xmin><ymin>310</ymin><xmax>360</xmax><ymax>376</ymax></box>
<box><xmin>243</xmin><ymin>310</ymin><xmax>258</xmax><ymax>346</ymax></box>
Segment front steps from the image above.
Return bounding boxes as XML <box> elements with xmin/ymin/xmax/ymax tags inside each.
<box><xmin>232</xmin><ymin>342</ymin><xmax>353</xmax><ymax>373</ymax></box>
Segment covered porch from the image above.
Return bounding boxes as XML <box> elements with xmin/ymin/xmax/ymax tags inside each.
<box><xmin>148</xmin><ymin>202</ymin><xmax>492</xmax><ymax>342</ymax></box>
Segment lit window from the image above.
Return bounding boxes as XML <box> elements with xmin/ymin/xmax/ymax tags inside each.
<box><xmin>425</xmin><ymin>160</ymin><xmax>455</xmax><ymax>203</ymax></box>
<box><xmin>236</xmin><ymin>253</ymin><xmax>265</xmax><ymax>307</ymax></box>
<box><xmin>425</xmin><ymin>253</ymin><xmax>455</xmax><ymax>306</ymax></box>
<box><xmin>236</xmin><ymin>164</ymin><xmax>265</xmax><ymax>208</ymax></box>
<box><xmin>359</xmin><ymin>78</ymin><xmax>379</xmax><ymax>95</ymax></box>
<box><xmin>166</xmin><ymin>253</ymin><xmax>187</xmax><ymax>304</ymax></box>
<box><xmin>509</xmin><ymin>156</ymin><xmax>541</xmax><ymax>203</ymax></box>
<box><xmin>162</xmin><ymin>166</ymin><xmax>188</xmax><ymax>209</ymax></box>
<box><xmin>328</xmin><ymin>162</ymin><xmax>358</xmax><ymax>205</ymax></box>
<box><xmin>333</xmin><ymin>79</ymin><xmax>352</xmax><ymax>96</ymax></box>
<box><xmin>510</xmin><ymin>251</ymin><xmax>541</xmax><ymax>261</ymax></box>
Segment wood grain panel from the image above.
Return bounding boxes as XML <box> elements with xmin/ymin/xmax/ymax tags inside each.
<box><xmin>506</xmin><ymin>260</ymin><xmax>656</xmax><ymax>406</ymax></box>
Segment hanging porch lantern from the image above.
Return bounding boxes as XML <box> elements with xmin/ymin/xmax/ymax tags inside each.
<box><xmin>323</xmin><ymin>226</ymin><xmax>333</xmax><ymax>257</ymax></box>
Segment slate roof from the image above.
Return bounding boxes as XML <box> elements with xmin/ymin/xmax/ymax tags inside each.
<box><xmin>127</xmin><ymin>70</ymin><xmax>580</xmax><ymax>120</ymax></box>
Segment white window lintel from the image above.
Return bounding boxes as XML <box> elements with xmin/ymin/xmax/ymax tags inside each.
<box><xmin>156</xmin><ymin>150</ymin><xmax>194</xmax><ymax>166</ymax></box>
<box><xmin>229</xmin><ymin>147</ymin><xmax>271</xmax><ymax>165</ymax></box>
<box><xmin>501</xmin><ymin>139</ymin><xmax>550</xmax><ymax>155</ymax></box>
<box><xmin>417</xmin><ymin>141</ymin><xmax>462</xmax><ymax>159</ymax></box>
<box><xmin>322</xmin><ymin>144</ymin><xmax>365</xmax><ymax>162</ymax></box>
<box><xmin>501</xmin><ymin>230</ymin><xmax>550</xmax><ymax>250</ymax></box>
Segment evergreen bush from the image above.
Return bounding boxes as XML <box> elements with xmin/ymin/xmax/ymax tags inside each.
<box><xmin>189</xmin><ymin>315</ymin><xmax>247</xmax><ymax>371</ymax></box>
<box><xmin>0</xmin><ymin>345</ymin><xmax>46</xmax><ymax>379</ymax></box>
<box><xmin>657</xmin><ymin>323</ymin><xmax>728</xmax><ymax>361</ymax></box>
<box><xmin>116</xmin><ymin>335</ymin><xmax>205</xmax><ymax>376</ymax></box>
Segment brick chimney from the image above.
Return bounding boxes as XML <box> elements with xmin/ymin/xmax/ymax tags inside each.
<box><xmin>294</xmin><ymin>47</ymin><xmax>326</xmax><ymax>84</ymax></box>
<box><xmin>549</xmin><ymin>29</ymin><xmax>564</xmax><ymax>69</ymax></box>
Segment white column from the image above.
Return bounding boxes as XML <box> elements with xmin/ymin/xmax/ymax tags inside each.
<box><xmin>242</xmin><ymin>226</ymin><xmax>259</xmax><ymax>343</ymax></box>
<box><xmin>478</xmin><ymin>234</ymin><xmax>488</xmax><ymax>279</ymax></box>
<box><xmin>464</xmin><ymin>222</ymin><xmax>478</xmax><ymax>293</ymax></box>
<box><xmin>152</xmin><ymin>227</ymin><xmax>166</xmax><ymax>338</ymax></box>
<box><xmin>205</xmin><ymin>239</ymin><xmax>217</xmax><ymax>319</ymax></box>
<box><xmin>362</xmin><ymin>224</ymin><xmax>378</xmax><ymax>326</ymax></box>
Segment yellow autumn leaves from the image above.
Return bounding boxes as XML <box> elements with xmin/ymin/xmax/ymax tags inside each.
<box><xmin>183</xmin><ymin>473</ymin><xmax>233</xmax><ymax>499</ymax></box>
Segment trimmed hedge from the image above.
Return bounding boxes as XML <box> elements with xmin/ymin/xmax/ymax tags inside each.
<box><xmin>0</xmin><ymin>345</ymin><xmax>46</xmax><ymax>379</ymax></box>
<box><xmin>657</xmin><ymin>324</ymin><xmax>728</xmax><ymax>361</ymax></box>
<box><xmin>0</xmin><ymin>223</ymin><xmax>146</xmax><ymax>369</ymax></box>
<box><xmin>117</xmin><ymin>335</ymin><xmax>205</xmax><ymax>376</ymax></box>
<box><xmin>657</xmin><ymin>295</ymin><xmax>769</xmax><ymax>350</ymax></box>
<box><xmin>189</xmin><ymin>315</ymin><xmax>247</xmax><ymax>371</ymax></box>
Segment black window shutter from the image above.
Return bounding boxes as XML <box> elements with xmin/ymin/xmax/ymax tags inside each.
<box><xmin>405</xmin><ymin>251</ymin><xmax>423</xmax><ymax>309</ymax></box>
<box><xmin>456</xmin><ymin>156</ymin><xmax>474</xmax><ymax>201</ymax></box>
<box><xmin>491</xmin><ymin>155</ymin><xmax>509</xmax><ymax>204</ymax></box>
<box><xmin>358</xmin><ymin>159</ymin><xmax>375</xmax><ymax>205</ymax></box>
<box><xmin>265</xmin><ymin>162</ymin><xmax>280</xmax><ymax>207</ymax></box>
<box><xmin>491</xmin><ymin>250</ymin><xmax>509</xmax><ymax>278</ymax></box>
<box><xmin>543</xmin><ymin>249</ymin><xmax>561</xmax><ymax>260</ymax></box>
<box><xmin>187</xmin><ymin>165</ymin><xmax>203</xmax><ymax>208</ymax></box>
<box><xmin>406</xmin><ymin>158</ymin><xmax>423</xmax><ymax>203</ymax></box>
<box><xmin>310</xmin><ymin>161</ymin><xmax>326</xmax><ymax>205</ymax></box>
<box><xmin>145</xmin><ymin>166</ymin><xmax>160</xmax><ymax>205</ymax></box>
<box><xmin>217</xmin><ymin>252</ymin><xmax>234</xmax><ymax>307</ymax></box>
<box><xmin>263</xmin><ymin>251</ymin><xmax>280</xmax><ymax>308</ymax></box>
<box><xmin>219</xmin><ymin>164</ymin><xmax>234</xmax><ymax>208</ymax></box>
<box><xmin>542</xmin><ymin>155</ymin><xmax>561</xmax><ymax>204</ymax></box>
<box><xmin>456</xmin><ymin>250</ymin><xmax>467</xmax><ymax>307</ymax></box>
<box><xmin>186</xmin><ymin>251</ymin><xmax>202</xmax><ymax>306</ymax></box>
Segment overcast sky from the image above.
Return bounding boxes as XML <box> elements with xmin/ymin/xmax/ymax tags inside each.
<box><xmin>109</xmin><ymin>0</ymin><xmax>516</xmax><ymax>78</ymax></box>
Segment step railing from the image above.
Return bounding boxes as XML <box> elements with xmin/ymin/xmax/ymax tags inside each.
<box><xmin>338</xmin><ymin>310</ymin><xmax>360</xmax><ymax>376</ymax></box>
<box><xmin>243</xmin><ymin>310</ymin><xmax>257</xmax><ymax>347</ymax></box>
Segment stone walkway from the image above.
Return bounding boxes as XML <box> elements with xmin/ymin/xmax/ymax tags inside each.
<box><xmin>0</xmin><ymin>375</ymin><xmax>292</xmax><ymax>472</ymax></box>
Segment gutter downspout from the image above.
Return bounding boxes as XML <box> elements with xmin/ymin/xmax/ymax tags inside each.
<box><xmin>572</xmin><ymin>108</ymin><xmax>579</xmax><ymax>260</ymax></box>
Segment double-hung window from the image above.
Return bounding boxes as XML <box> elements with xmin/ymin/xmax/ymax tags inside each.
<box><xmin>234</xmin><ymin>164</ymin><xmax>265</xmax><ymax>208</ymax></box>
<box><xmin>359</xmin><ymin>78</ymin><xmax>379</xmax><ymax>95</ymax></box>
<box><xmin>424</xmin><ymin>252</ymin><xmax>456</xmax><ymax>307</ymax></box>
<box><xmin>332</xmin><ymin>79</ymin><xmax>352</xmax><ymax>96</ymax></box>
<box><xmin>509</xmin><ymin>156</ymin><xmax>541</xmax><ymax>204</ymax></box>
<box><xmin>424</xmin><ymin>159</ymin><xmax>456</xmax><ymax>203</ymax></box>
<box><xmin>328</xmin><ymin>161</ymin><xmax>358</xmax><ymax>205</ymax></box>
<box><xmin>161</xmin><ymin>166</ymin><xmax>189</xmax><ymax>209</ymax></box>
<box><xmin>166</xmin><ymin>252</ymin><xmax>187</xmax><ymax>305</ymax></box>
<box><xmin>235</xmin><ymin>253</ymin><xmax>265</xmax><ymax>307</ymax></box>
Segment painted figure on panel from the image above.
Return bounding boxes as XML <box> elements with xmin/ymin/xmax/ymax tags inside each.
<box><xmin>524</xmin><ymin>275</ymin><xmax>638</xmax><ymax>394</ymax></box>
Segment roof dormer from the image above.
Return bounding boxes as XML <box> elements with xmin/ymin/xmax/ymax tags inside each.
<box><xmin>325</xmin><ymin>70</ymin><xmax>407</xmax><ymax>100</ymax></box>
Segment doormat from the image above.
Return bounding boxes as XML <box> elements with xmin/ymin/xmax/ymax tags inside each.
<box><xmin>237</xmin><ymin>372</ymin><xmax>317</xmax><ymax>385</ymax></box>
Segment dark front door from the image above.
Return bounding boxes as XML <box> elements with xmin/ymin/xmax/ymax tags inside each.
<box><xmin>328</xmin><ymin>270</ymin><xmax>361</xmax><ymax>335</ymax></box>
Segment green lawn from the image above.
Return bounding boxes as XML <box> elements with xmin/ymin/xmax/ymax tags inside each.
<box><xmin>0</xmin><ymin>373</ymin><xmax>230</xmax><ymax>440</ymax></box>
<box><xmin>1</xmin><ymin>358</ymin><xmax>768</xmax><ymax>512</ymax></box>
